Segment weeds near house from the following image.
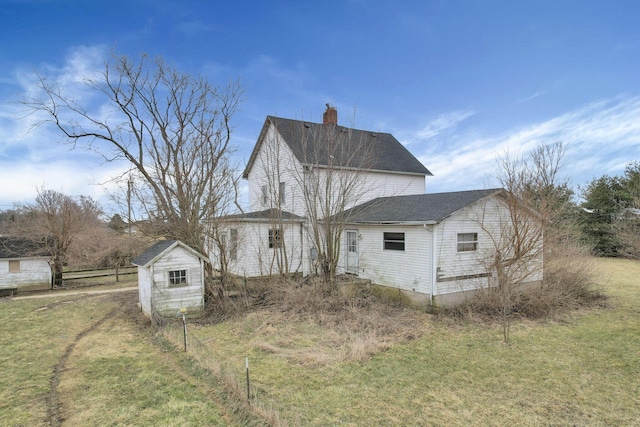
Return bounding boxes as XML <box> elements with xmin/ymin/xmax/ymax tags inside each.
<box><xmin>156</xmin><ymin>259</ymin><xmax>640</xmax><ymax>425</ymax></box>
<box><xmin>444</xmin><ymin>245</ymin><xmax>607</xmax><ymax>330</ymax></box>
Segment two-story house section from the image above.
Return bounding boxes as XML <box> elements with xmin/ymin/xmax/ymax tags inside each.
<box><xmin>242</xmin><ymin>105</ymin><xmax>433</xmax><ymax>217</ymax></box>
<box><xmin>213</xmin><ymin>105</ymin><xmax>432</xmax><ymax>278</ymax></box>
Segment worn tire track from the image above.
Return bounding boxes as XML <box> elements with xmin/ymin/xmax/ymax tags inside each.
<box><xmin>45</xmin><ymin>293</ymin><xmax>128</xmax><ymax>427</ymax></box>
<box><xmin>43</xmin><ymin>291</ymin><xmax>248</xmax><ymax>426</ymax></box>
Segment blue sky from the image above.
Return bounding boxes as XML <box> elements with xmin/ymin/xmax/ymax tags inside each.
<box><xmin>1</xmin><ymin>0</ymin><xmax>639</xmax><ymax>213</ymax></box>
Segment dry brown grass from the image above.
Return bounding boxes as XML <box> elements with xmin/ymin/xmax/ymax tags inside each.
<box><xmin>158</xmin><ymin>258</ymin><xmax>640</xmax><ymax>426</ymax></box>
<box><xmin>249</xmin><ymin>276</ymin><xmax>427</xmax><ymax>365</ymax></box>
<box><xmin>445</xmin><ymin>244</ymin><xmax>607</xmax><ymax>322</ymax></box>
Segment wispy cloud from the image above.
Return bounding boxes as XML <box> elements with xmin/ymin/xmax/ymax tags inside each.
<box><xmin>411</xmin><ymin>109</ymin><xmax>476</xmax><ymax>141</ymax></box>
<box><xmin>517</xmin><ymin>91</ymin><xmax>545</xmax><ymax>103</ymax></box>
<box><xmin>419</xmin><ymin>95</ymin><xmax>640</xmax><ymax>192</ymax></box>
<box><xmin>0</xmin><ymin>45</ymin><xmax>120</xmax><ymax>208</ymax></box>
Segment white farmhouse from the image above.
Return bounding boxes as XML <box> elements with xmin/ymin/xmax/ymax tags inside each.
<box><xmin>0</xmin><ymin>237</ymin><xmax>52</xmax><ymax>294</ymax></box>
<box><xmin>132</xmin><ymin>240</ymin><xmax>207</xmax><ymax>318</ymax></box>
<box><xmin>211</xmin><ymin>105</ymin><xmax>543</xmax><ymax>307</ymax></box>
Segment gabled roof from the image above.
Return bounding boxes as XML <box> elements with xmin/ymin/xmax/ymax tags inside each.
<box><xmin>131</xmin><ymin>240</ymin><xmax>209</xmax><ymax>268</ymax></box>
<box><xmin>220</xmin><ymin>208</ymin><xmax>305</xmax><ymax>223</ymax></box>
<box><xmin>0</xmin><ymin>236</ymin><xmax>51</xmax><ymax>259</ymax></box>
<box><xmin>243</xmin><ymin>116</ymin><xmax>432</xmax><ymax>178</ymax></box>
<box><xmin>340</xmin><ymin>188</ymin><xmax>505</xmax><ymax>224</ymax></box>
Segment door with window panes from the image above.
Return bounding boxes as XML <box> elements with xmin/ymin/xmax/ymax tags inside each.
<box><xmin>346</xmin><ymin>230</ymin><xmax>359</xmax><ymax>274</ymax></box>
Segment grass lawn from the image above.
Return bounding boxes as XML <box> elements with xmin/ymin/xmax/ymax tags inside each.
<box><xmin>163</xmin><ymin>257</ymin><xmax>640</xmax><ymax>426</ymax></box>
<box><xmin>0</xmin><ymin>291</ymin><xmax>239</xmax><ymax>426</ymax></box>
<box><xmin>1</xmin><ymin>258</ymin><xmax>639</xmax><ymax>426</ymax></box>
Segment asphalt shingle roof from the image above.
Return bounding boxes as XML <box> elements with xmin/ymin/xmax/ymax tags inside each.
<box><xmin>221</xmin><ymin>208</ymin><xmax>305</xmax><ymax>221</ymax></box>
<box><xmin>243</xmin><ymin>116</ymin><xmax>432</xmax><ymax>178</ymax></box>
<box><xmin>131</xmin><ymin>240</ymin><xmax>178</xmax><ymax>267</ymax></box>
<box><xmin>341</xmin><ymin>189</ymin><xmax>504</xmax><ymax>223</ymax></box>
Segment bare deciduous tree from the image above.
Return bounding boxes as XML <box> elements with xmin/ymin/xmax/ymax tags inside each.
<box><xmin>479</xmin><ymin>142</ymin><xmax>575</xmax><ymax>342</ymax></box>
<box><xmin>289</xmin><ymin>112</ymin><xmax>374</xmax><ymax>285</ymax></box>
<box><xmin>7</xmin><ymin>188</ymin><xmax>103</xmax><ymax>286</ymax></box>
<box><xmin>24</xmin><ymin>53</ymin><xmax>242</xmax><ymax>297</ymax></box>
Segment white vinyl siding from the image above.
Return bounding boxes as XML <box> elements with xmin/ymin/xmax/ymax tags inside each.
<box><xmin>247</xmin><ymin>126</ymin><xmax>306</xmax><ymax>215</ymax></box>
<box><xmin>344</xmin><ymin>226</ymin><xmax>432</xmax><ymax>295</ymax></box>
<box><xmin>211</xmin><ymin>220</ymin><xmax>306</xmax><ymax>277</ymax></box>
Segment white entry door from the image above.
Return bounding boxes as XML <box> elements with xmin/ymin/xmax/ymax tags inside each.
<box><xmin>346</xmin><ymin>230</ymin><xmax>359</xmax><ymax>274</ymax></box>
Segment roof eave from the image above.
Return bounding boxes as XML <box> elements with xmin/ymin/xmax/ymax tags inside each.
<box><xmin>346</xmin><ymin>220</ymin><xmax>439</xmax><ymax>226</ymax></box>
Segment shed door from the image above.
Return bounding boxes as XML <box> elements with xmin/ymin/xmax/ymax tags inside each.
<box><xmin>346</xmin><ymin>230</ymin><xmax>359</xmax><ymax>274</ymax></box>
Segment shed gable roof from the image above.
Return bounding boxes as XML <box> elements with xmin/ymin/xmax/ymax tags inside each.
<box><xmin>243</xmin><ymin>116</ymin><xmax>432</xmax><ymax>178</ymax></box>
<box><xmin>341</xmin><ymin>188</ymin><xmax>505</xmax><ymax>224</ymax></box>
<box><xmin>131</xmin><ymin>240</ymin><xmax>208</xmax><ymax>268</ymax></box>
<box><xmin>0</xmin><ymin>236</ymin><xmax>51</xmax><ymax>259</ymax></box>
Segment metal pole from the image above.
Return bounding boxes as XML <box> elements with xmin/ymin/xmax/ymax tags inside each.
<box><xmin>246</xmin><ymin>357</ymin><xmax>250</xmax><ymax>402</ymax></box>
<box><xmin>182</xmin><ymin>313</ymin><xmax>188</xmax><ymax>352</ymax></box>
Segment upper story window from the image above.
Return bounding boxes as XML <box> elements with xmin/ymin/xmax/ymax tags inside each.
<box><xmin>383</xmin><ymin>232</ymin><xmax>405</xmax><ymax>251</ymax></box>
<box><xmin>457</xmin><ymin>233</ymin><xmax>478</xmax><ymax>252</ymax></box>
<box><xmin>261</xmin><ymin>185</ymin><xmax>268</xmax><ymax>206</ymax></box>
<box><xmin>279</xmin><ymin>182</ymin><xmax>285</xmax><ymax>206</ymax></box>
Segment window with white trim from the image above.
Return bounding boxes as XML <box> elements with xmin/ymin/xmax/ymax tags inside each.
<box><xmin>168</xmin><ymin>269</ymin><xmax>188</xmax><ymax>286</ymax></box>
<box><xmin>457</xmin><ymin>233</ymin><xmax>478</xmax><ymax>252</ymax></box>
<box><xmin>383</xmin><ymin>232</ymin><xmax>405</xmax><ymax>251</ymax></box>
<box><xmin>230</xmin><ymin>228</ymin><xmax>238</xmax><ymax>261</ymax></box>
<box><xmin>261</xmin><ymin>185</ymin><xmax>268</xmax><ymax>206</ymax></box>
<box><xmin>269</xmin><ymin>229</ymin><xmax>282</xmax><ymax>249</ymax></box>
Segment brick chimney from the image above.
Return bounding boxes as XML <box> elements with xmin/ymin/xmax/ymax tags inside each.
<box><xmin>323</xmin><ymin>103</ymin><xmax>337</xmax><ymax>125</ymax></box>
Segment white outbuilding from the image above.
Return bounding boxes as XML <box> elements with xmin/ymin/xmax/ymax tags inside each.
<box><xmin>132</xmin><ymin>240</ymin><xmax>207</xmax><ymax>319</ymax></box>
<box><xmin>0</xmin><ymin>237</ymin><xmax>52</xmax><ymax>295</ymax></box>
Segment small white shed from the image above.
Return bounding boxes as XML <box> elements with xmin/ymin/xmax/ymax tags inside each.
<box><xmin>132</xmin><ymin>240</ymin><xmax>207</xmax><ymax>318</ymax></box>
<box><xmin>0</xmin><ymin>237</ymin><xmax>52</xmax><ymax>294</ymax></box>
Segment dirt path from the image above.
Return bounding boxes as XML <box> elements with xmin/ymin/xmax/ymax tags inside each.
<box><xmin>39</xmin><ymin>290</ymin><xmax>244</xmax><ymax>426</ymax></box>
<box><xmin>12</xmin><ymin>286</ymin><xmax>138</xmax><ymax>300</ymax></box>
<box><xmin>46</xmin><ymin>302</ymin><xmax>123</xmax><ymax>426</ymax></box>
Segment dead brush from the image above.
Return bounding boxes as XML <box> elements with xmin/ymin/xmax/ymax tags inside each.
<box><xmin>250</xmin><ymin>275</ymin><xmax>427</xmax><ymax>364</ymax></box>
<box><xmin>443</xmin><ymin>251</ymin><xmax>607</xmax><ymax>322</ymax></box>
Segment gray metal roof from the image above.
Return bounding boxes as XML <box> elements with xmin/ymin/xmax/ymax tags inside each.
<box><xmin>243</xmin><ymin>116</ymin><xmax>432</xmax><ymax>178</ymax></box>
<box><xmin>0</xmin><ymin>237</ymin><xmax>51</xmax><ymax>259</ymax></box>
<box><xmin>341</xmin><ymin>189</ymin><xmax>505</xmax><ymax>224</ymax></box>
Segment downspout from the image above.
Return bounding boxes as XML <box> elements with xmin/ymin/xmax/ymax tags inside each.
<box><xmin>423</xmin><ymin>223</ymin><xmax>436</xmax><ymax>306</ymax></box>
<box><xmin>149</xmin><ymin>263</ymin><xmax>155</xmax><ymax>317</ymax></box>
<box><xmin>430</xmin><ymin>225</ymin><xmax>437</xmax><ymax>306</ymax></box>
<box><xmin>300</xmin><ymin>222</ymin><xmax>304</xmax><ymax>275</ymax></box>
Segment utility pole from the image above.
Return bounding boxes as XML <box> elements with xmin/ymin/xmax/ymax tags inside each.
<box><xmin>127</xmin><ymin>175</ymin><xmax>133</xmax><ymax>237</ymax></box>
